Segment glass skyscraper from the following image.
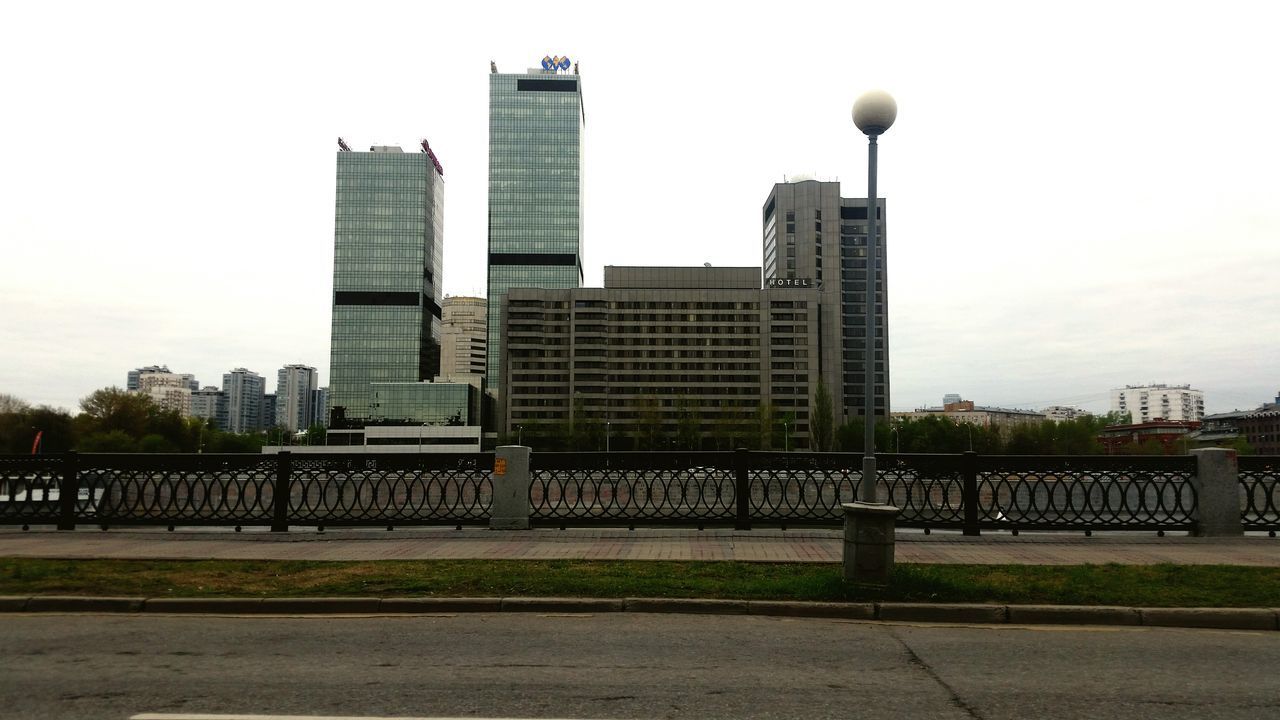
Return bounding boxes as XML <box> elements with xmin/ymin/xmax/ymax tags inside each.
<box><xmin>328</xmin><ymin>142</ymin><xmax>444</xmax><ymax>427</ymax></box>
<box><xmin>485</xmin><ymin>63</ymin><xmax>585</xmax><ymax>398</ymax></box>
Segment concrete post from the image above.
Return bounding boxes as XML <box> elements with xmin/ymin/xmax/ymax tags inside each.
<box><xmin>490</xmin><ymin>445</ymin><xmax>531</xmax><ymax>530</ymax></box>
<box><xmin>841</xmin><ymin>502</ymin><xmax>900</xmax><ymax>584</ymax></box>
<box><xmin>1189</xmin><ymin>448</ymin><xmax>1243</xmax><ymax>537</ymax></box>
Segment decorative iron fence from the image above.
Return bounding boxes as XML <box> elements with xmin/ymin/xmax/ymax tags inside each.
<box><xmin>0</xmin><ymin>452</ymin><xmax>493</xmax><ymax>530</ymax></box>
<box><xmin>1239</xmin><ymin>457</ymin><xmax>1279</xmax><ymax>532</ymax></box>
<box><xmin>1</xmin><ymin>450</ymin><xmax>1272</xmax><ymax>534</ymax></box>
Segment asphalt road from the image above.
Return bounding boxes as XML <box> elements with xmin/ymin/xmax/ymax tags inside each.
<box><xmin>1</xmin><ymin>613</ymin><xmax>1277</xmax><ymax>720</ymax></box>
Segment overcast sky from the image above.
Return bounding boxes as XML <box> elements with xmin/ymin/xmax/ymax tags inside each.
<box><xmin>2</xmin><ymin>1</ymin><xmax>1277</xmax><ymax>416</ymax></box>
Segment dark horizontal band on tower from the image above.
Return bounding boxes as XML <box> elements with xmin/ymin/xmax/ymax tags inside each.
<box><xmin>489</xmin><ymin>252</ymin><xmax>578</xmax><ymax>266</ymax></box>
<box><xmin>517</xmin><ymin>79</ymin><xmax>578</xmax><ymax>92</ymax></box>
<box><xmin>334</xmin><ymin>291</ymin><xmax>422</xmax><ymax>306</ymax></box>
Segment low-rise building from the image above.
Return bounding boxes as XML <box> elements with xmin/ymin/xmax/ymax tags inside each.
<box><xmin>892</xmin><ymin>402</ymin><xmax>1046</xmax><ymax>431</ymax></box>
<box><xmin>1041</xmin><ymin>405</ymin><xmax>1091</xmax><ymax>422</ymax></box>
<box><xmin>1098</xmin><ymin>420</ymin><xmax>1200</xmax><ymax>454</ymax></box>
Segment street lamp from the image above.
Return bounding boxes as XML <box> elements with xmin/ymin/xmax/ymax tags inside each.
<box><xmin>517</xmin><ymin>425</ymin><xmax>523</xmax><ymax>446</ymax></box>
<box><xmin>783</xmin><ymin>419</ymin><xmax>790</xmax><ymax>452</ymax></box>
<box><xmin>418</xmin><ymin>422</ymin><xmax>427</xmax><ymax>453</ymax></box>
<box><xmin>853</xmin><ymin>89</ymin><xmax>897</xmax><ymax>504</ymax></box>
<box><xmin>606</xmin><ymin>421</ymin><xmax>611</xmax><ymax>453</ymax></box>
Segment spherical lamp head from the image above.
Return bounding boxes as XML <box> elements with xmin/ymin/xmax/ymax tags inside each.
<box><xmin>852</xmin><ymin>90</ymin><xmax>897</xmax><ymax>136</ymax></box>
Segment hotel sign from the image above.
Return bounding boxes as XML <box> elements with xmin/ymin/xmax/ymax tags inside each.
<box><xmin>768</xmin><ymin>277</ymin><xmax>815</xmax><ymax>288</ymax></box>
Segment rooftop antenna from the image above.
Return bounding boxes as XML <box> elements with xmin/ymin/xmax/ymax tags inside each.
<box><xmin>704</xmin><ymin>262</ymin><xmax>712</xmax><ymax>268</ymax></box>
<box><xmin>490</xmin><ymin>60</ymin><xmax>497</xmax><ymax>74</ymax></box>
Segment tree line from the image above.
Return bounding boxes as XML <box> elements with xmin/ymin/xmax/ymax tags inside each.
<box><xmin>0</xmin><ymin>389</ymin><xmax>325</xmax><ymax>454</ymax></box>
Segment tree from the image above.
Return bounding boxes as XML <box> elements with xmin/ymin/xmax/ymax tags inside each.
<box><xmin>303</xmin><ymin>423</ymin><xmax>327</xmax><ymax>446</ymax></box>
<box><xmin>754</xmin><ymin>402</ymin><xmax>775</xmax><ymax>451</ymax></box>
<box><xmin>809</xmin><ymin>381</ymin><xmax>834</xmax><ymax>452</ymax></box>
<box><xmin>0</xmin><ymin>393</ymin><xmax>31</xmax><ymax>414</ymax></box>
<box><xmin>675</xmin><ymin>397</ymin><xmax>700</xmax><ymax>450</ymax></box>
<box><xmin>78</xmin><ymin>387</ymin><xmax>154</xmax><ymax>440</ymax></box>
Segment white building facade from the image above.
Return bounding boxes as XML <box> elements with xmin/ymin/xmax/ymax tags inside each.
<box><xmin>1110</xmin><ymin>384</ymin><xmax>1204</xmax><ymax>424</ymax></box>
<box><xmin>276</xmin><ymin>364</ymin><xmax>320</xmax><ymax>432</ymax></box>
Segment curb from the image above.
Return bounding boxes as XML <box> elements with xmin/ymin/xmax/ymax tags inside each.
<box><xmin>2</xmin><ymin>595</ymin><xmax>1277</xmax><ymax>631</ymax></box>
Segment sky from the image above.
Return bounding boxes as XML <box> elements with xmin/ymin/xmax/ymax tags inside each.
<box><xmin>1</xmin><ymin>0</ymin><xmax>1278</xmax><ymax>416</ymax></box>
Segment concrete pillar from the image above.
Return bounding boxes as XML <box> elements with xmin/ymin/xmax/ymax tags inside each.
<box><xmin>841</xmin><ymin>502</ymin><xmax>900</xmax><ymax>584</ymax></box>
<box><xmin>490</xmin><ymin>445</ymin><xmax>531</xmax><ymax>530</ymax></box>
<box><xmin>1190</xmin><ymin>448</ymin><xmax>1243</xmax><ymax>537</ymax></box>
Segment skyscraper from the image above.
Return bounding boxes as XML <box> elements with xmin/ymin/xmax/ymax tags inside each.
<box><xmin>486</xmin><ymin>58</ymin><xmax>585</xmax><ymax>398</ymax></box>
<box><xmin>328</xmin><ymin>140</ymin><xmax>445</xmax><ymax>426</ymax></box>
<box><xmin>762</xmin><ymin>179</ymin><xmax>889</xmax><ymax>424</ymax></box>
<box><xmin>275</xmin><ymin>364</ymin><xmax>319</xmax><ymax>432</ymax></box>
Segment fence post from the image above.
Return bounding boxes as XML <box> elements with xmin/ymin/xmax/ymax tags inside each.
<box><xmin>491</xmin><ymin>445</ymin><xmax>531</xmax><ymax>530</ymax></box>
<box><xmin>734</xmin><ymin>448</ymin><xmax>751</xmax><ymax>530</ymax></box>
<box><xmin>1189</xmin><ymin>448</ymin><xmax>1243</xmax><ymax>537</ymax></box>
<box><xmin>56</xmin><ymin>452</ymin><xmax>79</xmax><ymax>531</ymax></box>
<box><xmin>962</xmin><ymin>450</ymin><xmax>980</xmax><ymax>537</ymax></box>
<box><xmin>271</xmin><ymin>451</ymin><xmax>291</xmax><ymax>533</ymax></box>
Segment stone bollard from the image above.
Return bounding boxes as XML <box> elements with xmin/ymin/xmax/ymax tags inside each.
<box><xmin>490</xmin><ymin>445</ymin><xmax>531</xmax><ymax>530</ymax></box>
<box><xmin>1189</xmin><ymin>448</ymin><xmax>1243</xmax><ymax>537</ymax></box>
<box><xmin>841</xmin><ymin>502</ymin><xmax>900</xmax><ymax>584</ymax></box>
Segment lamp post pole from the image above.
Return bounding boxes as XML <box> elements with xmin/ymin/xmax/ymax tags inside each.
<box><xmin>853</xmin><ymin>90</ymin><xmax>897</xmax><ymax>504</ymax></box>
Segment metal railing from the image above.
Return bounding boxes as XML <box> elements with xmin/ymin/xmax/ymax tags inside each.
<box><xmin>1</xmin><ymin>450</ymin><xmax>1271</xmax><ymax>534</ymax></box>
<box><xmin>1239</xmin><ymin>457</ymin><xmax>1279</xmax><ymax>532</ymax></box>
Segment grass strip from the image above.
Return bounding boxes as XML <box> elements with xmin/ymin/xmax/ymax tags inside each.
<box><xmin>2</xmin><ymin>558</ymin><xmax>1278</xmax><ymax>608</ymax></box>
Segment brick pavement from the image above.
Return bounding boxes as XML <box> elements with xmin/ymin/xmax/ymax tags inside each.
<box><xmin>0</xmin><ymin>527</ymin><xmax>1277</xmax><ymax>565</ymax></box>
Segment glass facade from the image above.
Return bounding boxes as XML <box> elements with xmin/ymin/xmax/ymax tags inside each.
<box><xmin>486</xmin><ymin>70</ymin><xmax>585</xmax><ymax>398</ymax></box>
<box><xmin>328</xmin><ymin>148</ymin><xmax>444</xmax><ymax>426</ymax></box>
<box><xmin>368</xmin><ymin>382</ymin><xmax>478</xmax><ymax>426</ymax></box>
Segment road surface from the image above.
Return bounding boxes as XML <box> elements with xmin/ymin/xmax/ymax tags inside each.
<box><xmin>1</xmin><ymin>612</ymin><xmax>1276</xmax><ymax>719</ymax></box>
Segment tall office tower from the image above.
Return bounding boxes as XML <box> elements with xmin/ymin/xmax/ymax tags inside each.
<box><xmin>762</xmin><ymin>179</ymin><xmax>888</xmax><ymax>424</ymax></box>
<box><xmin>440</xmin><ymin>296</ymin><xmax>487</xmax><ymax>379</ymax></box>
<box><xmin>328</xmin><ymin>140</ymin><xmax>445</xmax><ymax>426</ymax></box>
<box><xmin>222</xmin><ymin>368</ymin><xmax>266</xmax><ymax>434</ymax></box>
<box><xmin>485</xmin><ymin>58</ymin><xmax>585</xmax><ymax>399</ymax></box>
<box><xmin>275</xmin><ymin>364</ymin><xmax>319</xmax><ymax>432</ymax></box>
<box><xmin>310</xmin><ymin>387</ymin><xmax>329</xmax><ymax>428</ymax></box>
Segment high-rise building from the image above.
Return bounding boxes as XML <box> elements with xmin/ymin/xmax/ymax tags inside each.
<box><xmin>222</xmin><ymin>368</ymin><xmax>266</xmax><ymax>433</ymax></box>
<box><xmin>262</xmin><ymin>394</ymin><xmax>277</xmax><ymax>431</ymax></box>
<box><xmin>135</xmin><ymin>370</ymin><xmax>193</xmax><ymax>416</ymax></box>
<box><xmin>190</xmin><ymin>386</ymin><xmax>228</xmax><ymax>430</ymax></box>
<box><xmin>1110</xmin><ymin>384</ymin><xmax>1204</xmax><ymax>424</ymax></box>
<box><xmin>310</xmin><ymin>387</ymin><xmax>328</xmax><ymax>428</ymax></box>
<box><xmin>275</xmin><ymin>364</ymin><xmax>319</xmax><ymax>432</ymax></box>
<box><xmin>486</xmin><ymin>59</ymin><xmax>585</xmax><ymax>398</ymax></box>
<box><xmin>762</xmin><ymin>179</ymin><xmax>888</xmax><ymax>424</ymax></box>
<box><xmin>440</xmin><ymin>296</ymin><xmax>487</xmax><ymax>379</ymax></box>
<box><xmin>328</xmin><ymin>140</ymin><xmax>445</xmax><ymax>426</ymax></box>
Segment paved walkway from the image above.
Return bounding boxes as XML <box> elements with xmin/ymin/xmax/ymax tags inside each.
<box><xmin>1</xmin><ymin>527</ymin><xmax>1277</xmax><ymax>565</ymax></box>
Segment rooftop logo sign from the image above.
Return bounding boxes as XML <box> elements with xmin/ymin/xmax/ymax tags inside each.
<box><xmin>541</xmin><ymin>55</ymin><xmax>571</xmax><ymax>71</ymax></box>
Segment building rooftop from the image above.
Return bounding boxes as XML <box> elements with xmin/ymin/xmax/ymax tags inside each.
<box><xmin>603</xmin><ymin>266</ymin><xmax>761</xmax><ymax>290</ymax></box>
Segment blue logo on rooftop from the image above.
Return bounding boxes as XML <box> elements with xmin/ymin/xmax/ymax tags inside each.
<box><xmin>541</xmin><ymin>55</ymin><xmax>571</xmax><ymax>71</ymax></box>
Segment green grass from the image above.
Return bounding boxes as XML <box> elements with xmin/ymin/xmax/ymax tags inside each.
<box><xmin>1</xmin><ymin>558</ymin><xmax>1277</xmax><ymax>607</ymax></box>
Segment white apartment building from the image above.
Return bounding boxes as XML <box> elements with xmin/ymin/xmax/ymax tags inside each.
<box><xmin>135</xmin><ymin>370</ymin><xmax>193</xmax><ymax>416</ymax></box>
<box><xmin>275</xmin><ymin>364</ymin><xmax>320</xmax><ymax>432</ymax></box>
<box><xmin>1042</xmin><ymin>405</ymin><xmax>1091</xmax><ymax>422</ymax></box>
<box><xmin>1110</xmin><ymin>384</ymin><xmax>1204</xmax><ymax>424</ymax></box>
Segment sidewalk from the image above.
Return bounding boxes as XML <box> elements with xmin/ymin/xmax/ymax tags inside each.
<box><xmin>1</xmin><ymin>527</ymin><xmax>1277</xmax><ymax>565</ymax></box>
